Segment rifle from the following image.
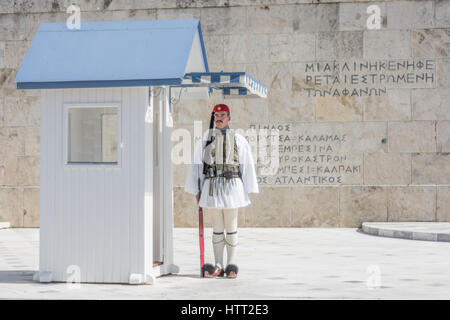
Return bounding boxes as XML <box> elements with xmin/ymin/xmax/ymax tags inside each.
<box><xmin>198</xmin><ymin>111</ymin><xmax>216</xmax><ymax>278</ymax></box>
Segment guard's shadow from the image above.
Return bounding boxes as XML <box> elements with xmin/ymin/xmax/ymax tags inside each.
<box><xmin>0</xmin><ymin>270</ymin><xmax>37</xmax><ymax>284</ymax></box>
<box><xmin>162</xmin><ymin>273</ymin><xmax>233</xmax><ymax>280</ymax></box>
<box><xmin>162</xmin><ymin>273</ymin><xmax>200</xmax><ymax>279</ymax></box>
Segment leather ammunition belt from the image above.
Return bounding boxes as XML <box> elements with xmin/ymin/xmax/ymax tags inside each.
<box><xmin>204</xmin><ymin>164</ymin><xmax>241</xmax><ymax>179</ymax></box>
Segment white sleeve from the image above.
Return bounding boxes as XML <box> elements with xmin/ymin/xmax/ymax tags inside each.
<box><xmin>184</xmin><ymin>138</ymin><xmax>205</xmax><ymax>195</ymax></box>
<box><xmin>239</xmin><ymin>137</ymin><xmax>259</xmax><ymax>194</ymax></box>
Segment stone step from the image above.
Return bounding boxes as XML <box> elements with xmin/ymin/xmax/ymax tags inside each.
<box><xmin>0</xmin><ymin>222</ymin><xmax>11</xmax><ymax>229</ymax></box>
<box><xmin>362</xmin><ymin>222</ymin><xmax>450</xmax><ymax>242</ymax></box>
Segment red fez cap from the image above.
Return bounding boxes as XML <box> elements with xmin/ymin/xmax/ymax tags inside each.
<box><xmin>213</xmin><ymin>104</ymin><xmax>230</xmax><ymax>113</ymax></box>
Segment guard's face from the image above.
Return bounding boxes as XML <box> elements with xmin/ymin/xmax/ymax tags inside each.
<box><xmin>214</xmin><ymin>111</ymin><xmax>230</xmax><ymax>130</ymax></box>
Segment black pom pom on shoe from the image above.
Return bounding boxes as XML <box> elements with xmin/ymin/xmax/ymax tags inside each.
<box><xmin>225</xmin><ymin>264</ymin><xmax>239</xmax><ymax>278</ymax></box>
<box><xmin>202</xmin><ymin>263</ymin><xmax>216</xmax><ymax>278</ymax></box>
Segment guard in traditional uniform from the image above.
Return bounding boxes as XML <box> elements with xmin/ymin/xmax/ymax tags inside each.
<box><xmin>185</xmin><ymin>103</ymin><xmax>259</xmax><ymax>278</ymax></box>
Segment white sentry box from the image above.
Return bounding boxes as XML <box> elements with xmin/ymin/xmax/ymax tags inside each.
<box><xmin>37</xmin><ymin>86</ymin><xmax>177</xmax><ymax>284</ymax></box>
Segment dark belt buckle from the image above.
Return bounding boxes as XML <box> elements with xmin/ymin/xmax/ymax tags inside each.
<box><xmin>224</xmin><ymin>171</ymin><xmax>233</xmax><ymax>180</ymax></box>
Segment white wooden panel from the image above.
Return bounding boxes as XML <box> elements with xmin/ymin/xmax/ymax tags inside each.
<box><xmin>95</xmin><ymin>87</ymin><xmax>105</xmax><ymax>283</ymax></box>
<box><xmin>144</xmin><ymin>86</ymin><xmax>154</xmax><ymax>277</ymax></box>
<box><xmin>60</xmin><ymin>89</ymin><xmax>69</xmax><ymax>282</ymax></box>
<box><xmin>86</xmin><ymin>87</ymin><xmax>96</xmax><ymax>283</ymax></box>
<box><xmin>111</xmin><ymin>87</ymin><xmax>122</xmax><ymax>283</ymax></box>
<box><xmin>70</xmin><ymin>88</ymin><xmax>81</xmax><ymax>282</ymax></box>
<box><xmin>46</xmin><ymin>89</ymin><xmax>54</xmax><ymax>278</ymax></box>
<box><xmin>59</xmin><ymin>89</ymin><xmax>67</xmax><ymax>282</ymax></box>
<box><xmin>39</xmin><ymin>89</ymin><xmax>50</xmax><ymax>275</ymax></box>
<box><xmin>153</xmin><ymin>87</ymin><xmax>163</xmax><ymax>262</ymax></box>
<box><xmin>128</xmin><ymin>86</ymin><xmax>146</xmax><ymax>278</ymax></box>
<box><xmin>130</xmin><ymin>87</ymin><xmax>138</xmax><ymax>277</ymax></box>
<box><xmin>136</xmin><ymin>87</ymin><xmax>146</xmax><ymax>276</ymax></box>
<box><xmin>158</xmin><ymin>87</ymin><xmax>165</xmax><ymax>261</ymax></box>
<box><xmin>69</xmin><ymin>89</ymin><xmax>76</xmax><ymax>277</ymax></box>
<box><xmin>163</xmin><ymin>87</ymin><xmax>175</xmax><ymax>267</ymax></box>
<box><xmin>158</xmin><ymin>88</ymin><xmax>166</xmax><ymax>264</ymax></box>
<box><xmin>54</xmin><ymin>89</ymin><xmax>63</xmax><ymax>281</ymax></box>
<box><xmin>96</xmin><ymin>87</ymin><xmax>105</xmax><ymax>283</ymax></box>
<box><xmin>120</xmin><ymin>87</ymin><xmax>130</xmax><ymax>283</ymax></box>
<box><xmin>79</xmin><ymin>88</ymin><xmax>89</xmax><ymax>283</ymax></box>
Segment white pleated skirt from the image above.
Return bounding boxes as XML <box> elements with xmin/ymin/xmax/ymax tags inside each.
<box><xmin>199</xmin><ymin>177</ymin><xmax>251</xmax><ymax>209</ymax></box>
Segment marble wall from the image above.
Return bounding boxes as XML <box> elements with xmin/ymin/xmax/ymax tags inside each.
<box><xmin>0</xmin><ymin>0</ymin><xmax>449</xmax><ymax>227</ymax></box>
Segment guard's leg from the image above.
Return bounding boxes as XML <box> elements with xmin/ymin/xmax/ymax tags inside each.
<box><xmin>211</xmin><ymin>208</ymin><xmax>226</xmax><ymax>272</ymax></box>
<box><xmin>224</xmin><ymin>208</ymin><xmax>239</xmax><ymax>277</ymax></box>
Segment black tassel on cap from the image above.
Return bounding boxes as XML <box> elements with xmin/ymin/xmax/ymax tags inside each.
<box><xmin>205</xmin><ymin>111</ymin><xmax>215</xmax><ymax>147</ymax></box>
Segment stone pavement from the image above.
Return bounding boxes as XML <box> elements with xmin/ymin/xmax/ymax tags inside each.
<box><xmin>0</xmin><ymin>227</ymin><xmax>449</xmax><ymax>300</ymax></box>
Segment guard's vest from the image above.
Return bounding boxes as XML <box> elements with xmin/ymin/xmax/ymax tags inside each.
<box><xmin>203</xmin><ymin>129</ymin><xmax>241</xmax><ymax>180</ymax></box>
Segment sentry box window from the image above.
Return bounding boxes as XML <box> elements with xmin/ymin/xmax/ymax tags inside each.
<box><xmin>64</xmin><ymin>103</ymin><xmax>121</xmax><ymax>165</ymax></box>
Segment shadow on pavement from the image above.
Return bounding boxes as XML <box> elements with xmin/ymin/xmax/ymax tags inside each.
<box><xmin>0</xmin><ymin>270</ymin><xmax>37</xmax><ymax>284</ymax></box>
<box><xmin>162</xmin><ymin>273</ymin><xmax>200</xmax><ymax>279</ymax></box>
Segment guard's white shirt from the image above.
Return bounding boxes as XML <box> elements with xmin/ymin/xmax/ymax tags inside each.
<box><xmin>184</xmin><ymin>129</ymin><xmax>259</xmax><ymax>209</ymax></box>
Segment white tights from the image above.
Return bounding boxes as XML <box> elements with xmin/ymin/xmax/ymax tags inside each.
<box><xmin>206</xmin><ymin>208</ymin><xmax>238</xmax><ymax>269</ymax></box>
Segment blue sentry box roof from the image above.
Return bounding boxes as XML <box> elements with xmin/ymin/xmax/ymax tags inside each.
<box><xmin>14</xmin><ymin>19</ymin><xmax>209</xmax><ymax>89</ymax></box>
